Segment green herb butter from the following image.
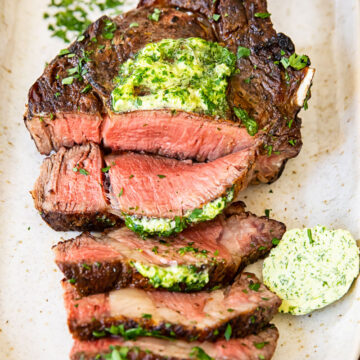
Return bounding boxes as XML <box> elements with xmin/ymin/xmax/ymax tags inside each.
<box><xmin>263</xmin><ymin>226</ymin><xmax>359</xmax><ymax>315</ymax></box>
<box><xmin>111</xmin><ymin>38</ymin><xmax>236</xmax><ymax>117</ymax></box>
<box><xmin>132</xmin><ymin>262</ymin><xmax>209</xmax><ymax>291</ymax></box>
<box><xmin>124</xmin><ymin>187</ymin><xmax>234</xmax><ymax>237</ymax></box>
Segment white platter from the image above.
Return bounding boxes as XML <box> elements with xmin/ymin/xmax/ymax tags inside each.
<box><xmin>0</xmin><ymin>0</ymin><xmax>359</xmax><ymax>359</ymax></box>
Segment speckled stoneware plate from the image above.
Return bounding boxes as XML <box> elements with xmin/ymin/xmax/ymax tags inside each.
<box><xmin>0</xmin><ymin>0</ymin><xmax>359</xmax><ymax>359</ymax></box>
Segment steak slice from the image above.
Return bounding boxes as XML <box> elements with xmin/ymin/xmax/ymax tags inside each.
<box><xmin>33</xmin><ymin>143</ymin><xmax>255</xmax><ymax>233</ymax></box>
<box><xmin>63</xmin><ymin>272</ymin><xmax>281</xmax><ymax>341</ymax></box>
<box><xmin>105</xmin><ymin>148</ymin><xmax>255</xmax><ymax>220</ymax></box>
<box><xmin>25</xmin><ymin>56</ymin><xmax>104</xmax><ymax>155</ymax></box>
<box><xmin>70</xmin><ymin>326</ymin><xmax>279</xmax><ymax>360</ymax></box>
<box><xmin>54</xmin><ymin>203</ymin><xmax>285</xmax><ymax>295</ymax></box>
<box><xmin>25</xmin><ymin>1</ymin><xmax>314</xmax><ymax>184</ymax></box>
<box><xmin>102</xmin><ymin>110</ymin><xmax>255</xmax><ymax>162</ymax></box>
<box><xmin>32</xmin><ymin>143</ymin><xmax>119</xmax><ymax>231</ymax></box>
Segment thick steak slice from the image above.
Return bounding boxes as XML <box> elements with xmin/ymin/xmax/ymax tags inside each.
<box><xmin>102</xmin><ymin>110</ymin><xmax>255</xmax><ymax>162</ymax></box>
<box><xmin>63</xmin><ymin>272</ymin><xmax>281</xmax><ymax>341</ymax></box>
<box><xmin>25</xmin><ymin>56</ymin><xmax>103</xmax><ymax>155</ymax></box>
<box><xmin>70</xmin><ymin>326</ymin><xmax>279</xmax><ymax>360</ymax></box>
<box><xmin>106</xmin><ymin>148</ymin><xmax>255</xmax><ymax>219</ymax></box>
<box><xmin>32</xmin><ymin>143</ymin><xmax>119</xmax><ymax>231</ymax></box>
<box><xmin>33</xmin><ymin>144</ymin><xmax>255</xmax><ymax>232</ymax></box>
<box><xmin>54</xmin><ymin>203</ymin><xmax>285</xmax><ymax>295</ymax></box>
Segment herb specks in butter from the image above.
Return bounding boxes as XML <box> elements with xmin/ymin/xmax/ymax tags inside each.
<box><xmin>111</xmin><ymin>38</ymin><xmax>236</xmax><ymax>117</ymax></box>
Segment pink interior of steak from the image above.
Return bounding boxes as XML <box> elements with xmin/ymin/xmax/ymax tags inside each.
<box><xmin>70</xmin><ymin>327</ymin><xmax>279</xmax><ymax>360</ymax></box>
<box><xmin>102</xmin><ymin>110</ymin><xmax>256</xmax><ymax>161</ymax></box>
<box><xmin>54</xmin><ymin>207</ymin><xmax>285</xmax><ymax>271</ymax></box>
<box><xmin>106</xmin><ymin>148</ymin><xmax>255</xmax><ymax>218</ymax></box>
<box><xmin>34</xmin><ymin>143</ymin><xmax>108</xmax><ymax>214</ymax></box>
<box><xmin>64</xmin><ymin>272</ymin><xmax>281</xmax><ymax>329</ymax></box>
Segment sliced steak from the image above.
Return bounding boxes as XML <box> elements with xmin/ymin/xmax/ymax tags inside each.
<box><xmin>102</xmin><ymin>110</ymin><xmax>255</xmax><ymax>162</ymax></box>
<box><xmin>63</xmin><ymin>272</ymin><xmax>281</xmax><ymax>341</ymax></box>
<box><xmin>25</xmin><ymin>1</ymin><xmax>314</xmax><ymax>184</ymax></box>
<box><xmin>105</xmin><ymin>148</ymin><xmax>255</xmax><ymax>220</ymax></box>
<box><xmin>54</xmin><ymin>203</ymin><xmax>285</xmax><ymax>295</ymax></box>
<box><xmin>25</xmin><ymin>56</ymin><xmax>104</xmax><ymax>155</ymax></box>
<box><xmin>32</xmin><ymin>143</ymin><xmax>119</xmax><ymax>231</ymax></box>
<box><xmin>33</xmin><ymin>143</ymin><xmax>255</xmax><ymax>232</ymax></box>
<box><xmin>70</xmin><ymin>326</ymin><xmax>279</xmax><ymax>360</ymax></box>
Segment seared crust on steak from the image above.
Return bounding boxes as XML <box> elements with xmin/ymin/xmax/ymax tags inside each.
<box><xmin>54</xmin><ymin>202</ymin><xmax>285</xmax><ymax>295</ymax></box>
<box><xmin>32</xmin><ymin>144</ymin><xmax>120</xmax><ymax>231</ymax></box>
<box><xmin>63</xmin><ymin>272</ymin><xmax>281</xmax><ymax>341</ymax></box>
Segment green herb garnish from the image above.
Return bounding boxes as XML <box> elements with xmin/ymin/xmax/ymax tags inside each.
<box><xmin>234</xmin><ymin>107</ymin><xmax>258</xmax><ymax>136</ymax></box>
<box><xmin>148</xmin><ymin>8</ymin><xmax>161</xmax><ymax>21</ymax></box>
<box><xmin>190</xmin><ymin>347</ymin><xmax>214</xmax><ymax>360</ymax></box>
<box><xmin>224</xmin><ymin>324</ymin><xmax>232</xmax><ymax>341</ymax></box>
<box><xmin>254</xmin><ymin>12</ymin><xmax>271</xmax><ymax>18</ymax></box>
<box><xmin>254</xmin><ymin>341</ymin><xmax>269</xmax><ymax>349</ymax></box>
<box><xmin>237</xmin><ymin>46</ymin><xmax>251</xmax><ymax>59</ymax></box>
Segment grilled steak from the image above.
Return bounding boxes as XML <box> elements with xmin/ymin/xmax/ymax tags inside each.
<box><xmin>105</xmin><ymin>149</ymin><xmax>255</xmax><ymax>220</ymax></box>
<box><xmin>25</xmin><ymin>0</ymin><xmax>314</xmax><ymax>184</ymax></box>
<box><xmin>32</xmin><ymin>143</ymin><xmax>120</xmax><ymax>231</ymax></box>
<box><xmin>70</xmin><ymin>326</ymin><xmax>279</xmax><ymax>360</ymax></box>
<box><xmin>54</xmin><ymin>203</ymin><xmax>285</xmax><ymax>295</ymax></box>
<box><xmin>63</xmin><ymin>272</ymin><xmax>281</xmax><ymax>341</ymax></box>
<box><xmin>33</xmin><ymin>143</ymin><xmax>255</xmax><ymax>232</ymax></box>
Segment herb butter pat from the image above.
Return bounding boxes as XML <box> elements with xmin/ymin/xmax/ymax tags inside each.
<box><xmin>132</xmin><ymin>262</ymin><xmax>209</xmax><ymax>291</ymax></box>
<box><xmin>263</xmin><ymin>226</ymin><xmax>359</xmax><ymax>315</ymax></box>
<box><xmin>124</xmin><ymin>187</ymin><xmax>234</xmax><ymax>237</ymax></box>
<box><xmin>111</xmin><ymin>38</ymin><xmax>236</xmax><ymax>117</ymax></box>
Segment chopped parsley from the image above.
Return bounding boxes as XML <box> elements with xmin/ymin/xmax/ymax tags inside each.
<box><xmin>59</xmin><ymin>48</ymin><xmax>70</xmax><ymax>56</ymax></box>
<box><xmin>254</xmin><ymin>341</ymin><xmax>269</xmax><ymax>349</ymax></box>
<box><xmin>254</xmin><ymin>12</ymin><xmax>271</xmax><ymax>18</ymax></box>
<box><xmin>68</xmin><ymin>278</ymin><xmax>76</xmax><ymax>284</ymax></box>
<box><xmin>61</xmin><ymin>76</ymin><xmax>73</xmax><ymax>85</ymax></box>
<box><xmin>249</xmin><ymin>281</ymin><xmax>261</xmax><ymax>292</ymax></box>
<box><xmin>73</xmin><ymin>165</ymin><xmax>89</xmax><ymax>175</ymax></box>
<box><xmin>82</xmin><ymin>263</ymin><xmax>91</xmax><ymax>270</ymax></box>
<box><xmin>129</xmin><ymin>22</ymin><xmax>139</xmax><ymax>28</ymax></box>
<box><xmin>80</xmin><ymin>84</ymin><xmax>92</xmax><ymax>93</ymax></box>
<box><xmin>307</xmin><ymin>228</ymin><xmax>314</xmax><ymax>244</ymax></box>
<box><xmin>281</xmin><ymin>53</ymin><xmax>309</xmax><ymax>71</ymax></box>
<box><xmin>190</xmin><ymin>347</ymin><xmax>214</xmax><ymax>360</ymax></box>
<box><xmin>237</xmin><ymin>46</ymin><xmax>251</xmax><ymax>59</ymax></box>
<box><xmin>103</xmin><ymin>324</ymin><xmax>174</xmax><ymax>340</ymax></box>
<box><xmin>233</xmin><ymin>107</ymin><xmax>258</xmax><ymax>136</ymax></box>
<box><xmin>157</xmin><ymin>174</ymin><xmax>166</xmax><ymax>179</ymax></box>
<box><xmin>102</xmin><ymin>19</ymin><xmax>116</xmax><ymax>39</ymax></box>
<box><xmin>101</xmin><ymin>165</ymin><xmax>112</xmax><ymax>173</ymax></box>
<box><xmin>141</xmin><ymin>313</ymin><xmax>152</xmax><ymax>319</ymax></box>
<box><xmin>213</xmin><ymin>14</ymin><xmax>221</xmax><ymax>21</ymax></box>
<box><xmin>148</xmin><ymin>8</ymin><xmax>161</xmax><ymax>21</ymax></box>
<box><xmin>118</xmin><ymin>188</ymin><xmax>124</xmax><ymax>197</ymax></box>
<box><xmin>264</xmin><ymin>209</ymin><xmax>271</xmax><ymax>218</ymax></box>
<box><xmin>224</xmin><ymin>323</ymin><xmax>232</xmax><ymax>341</ymax></box>
<box><xmin>44</xmin><ymin>0</ymin><xmax>124</xmax><ymax>43</ymax></box>
<box><xmin>272</xmin><ymin>238</ymin><xmax>280</xmax><ymax>245</ymax></box>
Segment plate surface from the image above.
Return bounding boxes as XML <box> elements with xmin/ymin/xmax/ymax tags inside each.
<box><xmin>0</xmin><ymin>0</ymin><xmax>359</xmax><ymax>359</ymax></box>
